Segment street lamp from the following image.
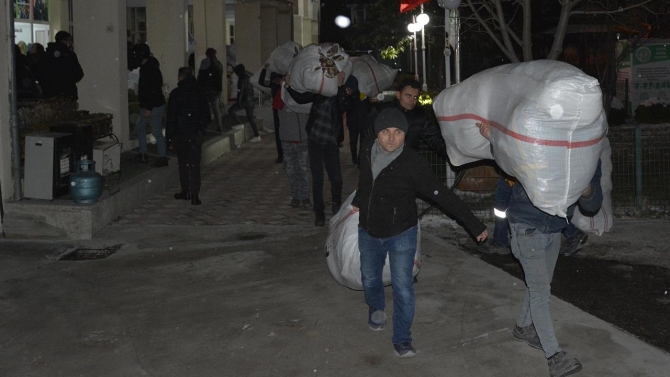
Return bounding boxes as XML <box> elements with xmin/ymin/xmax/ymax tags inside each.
<box><xmin>417</xmin><ymin>5</ymin><xmax>429</xmax><ymax>92</ymax></box>
<box><xmin>438</xmin><ymin>0</ymin><xmax>461</xmax><ymax>88</ymax></box>
<box><xmin>407</xmin><ymin>18</ymin><xmax>420</xmax><ymax>82</ymax></box>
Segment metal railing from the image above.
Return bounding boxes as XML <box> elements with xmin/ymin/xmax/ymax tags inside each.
<box><xmin>417</xmin><ymin>124</ymin><xmax>670</xmax><ymax>220</ymax></box>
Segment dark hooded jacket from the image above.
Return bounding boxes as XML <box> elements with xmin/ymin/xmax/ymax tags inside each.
<box><xmin>258</xmin><ymin>69</ymin><xmax>282</xmax><ymax>99</ymax></box>
<box><xmin>197</xmin><ymin>56</ymin><xmax>223</xmax><ymax>92</ymax></box>
<box><xmin>138</xmin><ymin>56</ymin><xmax>166</xmax><ymax>110</ymax></box>
<box><xmin>233</xmin><ymin>64</ymin><xmax>255</xmax><ymax>107</ymax></box>
<box><xmin>166</xmin><ymin>76</ymin><xmax>211</xmax><ymax>140</ymax></box>
<box><xmin>40</xmin><ymin>41</ymin><xmax>84</xmax><ymax>100</ymax></box>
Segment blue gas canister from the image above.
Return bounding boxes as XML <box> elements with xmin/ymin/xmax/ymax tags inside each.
<box><xmin>69</xmin><ymin>160</ymin><xmax>103</xmax><ymax>203</ymax></box>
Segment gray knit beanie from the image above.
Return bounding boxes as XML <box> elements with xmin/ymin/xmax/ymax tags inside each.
<box><xmin>374</xmin><ymin>108</ymin><xmax>409</xmax><ymax>135</ymax></box>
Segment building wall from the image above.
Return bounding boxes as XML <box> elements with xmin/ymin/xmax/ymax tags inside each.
<box><xmin>1</xmin><ymin>2</ymin><xmax>14</xmax><ymax>202</ymax></box>
<box><xmin>146</xmin><ymin>0</ymin><xmax>188</xmax><ymax>92</ymax></box>
<box><xmin>73</xmin><ymin>0</ymin><xmax>130</xmax><ymax>149</ymax></box>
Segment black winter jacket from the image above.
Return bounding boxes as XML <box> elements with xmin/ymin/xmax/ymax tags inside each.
<box><xmin>138</xmin><ymin>57</ymin><xmax>166</xmax><ymax>110</ymax></box>
<box><xmin>366</xmin><ymin>100</ymin><xmax>447</xmax><ymax>158</ymax></box>
<box><xmin>40</xmin><ymin>42</ymin><xmax>84</xmax><ymax>100</ymax></box>
<box><xmin>197</xmin><ymin>57</ymin><xmax>223</xmax><ymax>92</ymax></box>
<box><xmin>352</xmin><ymin>136</ymin><xmax>486</xmax><ymax>239</ymax></box>
<box><xmin>166</xmin><ymin>77</ymin><xmax>210</xmax><ymax>140</ymax></box>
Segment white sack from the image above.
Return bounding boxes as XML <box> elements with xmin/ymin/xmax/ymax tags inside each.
<box><xmin>434</xmin><ymin>60</ymin><xmax>607</xmax><ymax>217</ymax></box>
<box><xmin>572</xmin><ymin>137</ymin><xmax>614</xmax><ymax>235</ymax></box>
<box><xmin>351</xmin><ymin>55</ymin><xmax>398</xmax><ymax>98</ymax></box>
<box><xmin>288</xmin><ymin>43</ymin><xmax>353</xmax><ymax>97</ymax></box>
<box><xmin>251</xmin><ymin>42</ymin><xmax>303</xmax><ymax>94</ymax></box>
<box><xmin>326</xmin><ymin>192</ymin><xmax>421</xmax><ymax>291</ymax></box>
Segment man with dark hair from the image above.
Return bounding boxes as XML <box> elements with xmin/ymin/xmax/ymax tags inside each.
<box><xmin>166</xmin><ymin>67</ymin><xmax>210</xmax><ymax>205</ymax></box>
<box><xmin>353</xmin><ymin>107</ymin><xmax>487</xmax><ymax>358</ymax></box>
<box><xmin>364</xmin><ymin>79</ymin><xmax>447</xmax><ymax>158</ymax></box>
<box><xmin>133</xmin><ymin>43</ymin><xmax>168</xmax><ymax>167</ymax></box>
<box><xmin>197</xmin><ymin>48</ymin><xmax>224</xmax><ymax>132</ymax></box>
<box><xmin>40</xmin><ymin>30</ymin><xmax>84</xmax><ymax>100</ymax></box>
<box><xmin>228</xmin><ymin>64</ymin><xmax>261</xmax><ymax>142</ymax></box>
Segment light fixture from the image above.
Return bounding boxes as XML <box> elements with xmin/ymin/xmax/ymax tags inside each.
<box><xmin>416</xmin><ymin>13</ymin><xmax>429</xmax><ymax>26</ymax></box>
<box><xmin>334</xmin><ymin>15</ymin><xmax>351</xmax><ymax>29</ymax></box>
<box><xmin>407</xmin><ymin>23</ymin><xmax>421</xmax><ymax>33</ymax></box>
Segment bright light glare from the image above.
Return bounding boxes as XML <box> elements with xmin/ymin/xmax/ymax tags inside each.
<box><xmin>417</xmin><ymin>13</ymin><xmax>429</xmax><ymax>26</ymax></box>
<box><xmin>407</xmin><ymin>23</ymin><xmax>421</xmax><ymax>33</ymax></box>
<box><xmin>335</xmin><ymin>15</ymin><xmax>351</xmax><ymax>28</ymax></box>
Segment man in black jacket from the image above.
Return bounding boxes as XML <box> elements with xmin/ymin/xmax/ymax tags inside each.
<box><xmin>365</xmin><ymin>79</ymin><xmax>446</xmax><ymax>158</ymax></box>
<box><xmin>133</xmin><ymin>43</ymin><xmax>168</xmax><ymax>167</ymax></box>
<box><xmin>197</xmin><ymin>48</ymin><xmax>224</xmax><ymax>132</ymax></box>
<box><xmin>39</xmin><ymin>31</ymin><xmax>84</xmax><ymax>101</ymax></box>
<box><xmin>166</xmin><ymin>67</ymin><xmax>211</xmax><ymax>205</ymax></box>
<box><xmin>352</xmin><ymin>107</ymin><xmax>487</xmax><ymax>358</ymax></box>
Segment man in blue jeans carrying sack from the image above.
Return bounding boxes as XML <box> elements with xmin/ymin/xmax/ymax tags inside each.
<box><xmin>351</xmin><ymin>108</ymin><xmax>488</xmax><ymax>358</ymax></box>
<box><xmin>477</xmin><ymin>122</ymin><xmax>603</xmax><ymax>377</ymax></box>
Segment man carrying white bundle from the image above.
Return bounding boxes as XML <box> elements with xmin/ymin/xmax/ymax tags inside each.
<box><xmin>477</xmin><ymin>122</ymin><xmax>602</xmax><ymax>377</ymax></box>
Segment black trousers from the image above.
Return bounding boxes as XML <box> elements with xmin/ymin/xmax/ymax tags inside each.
<box><xmin>348</xmin><ymin>122</ymin><xmax>360</xmax><ymax>161</ymax></box>
<box><xmin>308</xmin><ymin>140</ymin><xmax>342</xmax><ymax>214</ymax></box>
<box><xmin>173</xmin><ymin>134</ymin><xmax>204</xmax><ymax>195</ymax></box>
<box><xmin>273</xmin><ymin>109</ymin><xmax>283</xmax><ymax>159</ymax></box>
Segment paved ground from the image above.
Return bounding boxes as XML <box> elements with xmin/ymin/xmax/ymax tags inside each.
<box><xmin>1</xmin><ymin>134</ymin><xmax>669</xmax><ymax>377</ymax></box>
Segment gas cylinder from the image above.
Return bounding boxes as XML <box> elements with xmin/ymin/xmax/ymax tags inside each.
<box><xmin>69</xmin><ymin>160</ymin><xmax>103</xmax><ymax>204</ymax></box>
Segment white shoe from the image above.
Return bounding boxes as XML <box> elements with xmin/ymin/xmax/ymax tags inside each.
<box><xmin>249</xmin><ymin>136</ymin><xmax>261</xmax><ymax>143</ymax></box>
<box><xmin>232</xmin><ymin>124</ymin><xmax>245</xmax><ymax>130</ymax></box>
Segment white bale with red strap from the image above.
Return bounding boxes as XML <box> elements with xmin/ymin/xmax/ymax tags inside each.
<box><xmin>572</xmin><ymin>137</ymin><xmax>614</xmax><ymax>235</ymax></box>
<box><xmin>326</xmin><ymin>191</ymin><xmax>421</xmax><ymax>290</ymax></box>
<box><xmin>351</xmin><ymin>54</ymin><xmax>398</xmax><ymax>98</ymax></box>
<box><xmin>434</xmin><ymin>60</ymin><xmax>607</xmax><ymax>217</ymax></box>
<box><xmin>288</xmin><ymin>43</ymin><xmax>353</xmax><ymax>97</ymax></box>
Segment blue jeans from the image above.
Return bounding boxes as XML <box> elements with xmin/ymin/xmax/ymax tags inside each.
<box><xmin>562</xmin><ymin>222</ymin><xmax>581</xmax><ymax>239</ymax></box>
<box><xmin>136</xmin><ymin>105</ymin><xmax>166</xmax><ymax>157</ymax></box>
<box><xmin>493</xmin><ymin>174</ymin><xmax>513</xmax><ymax>247</ymax></box>
<box><xmin>359</xmin><ymin>225</ymin><xmax>417</xmax><ymax>345</ymax></box>
<box><xmin>510</xmin><ymin>221</ymin><xmax>562</xmax><ymax>358</ymax></box>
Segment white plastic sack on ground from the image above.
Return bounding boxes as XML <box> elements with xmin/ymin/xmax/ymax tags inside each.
<box><xmin>326</xmin><ymin>191</ymin><xmax>421</xmax><ymax>291</ymax></box>
<box><xmin>351</xmin><ymin>55</ymin><xmax>397</xmax><ymax>98</ymax></box>
<box><xmin>251</xmin><ymin>42</ymin><xmax>303</xmax><ymax>94</ymax></box>
<box><xmin>572</xmin><ymin>137</ymin><xmax>614</xmax><ymax>235</ymax></box>
<box><xmin>288</xmin><ymin>43</ymin><xmax>353</xmax><ymax>97</ymax></box>
<box><xmin>434</xmin><ymin>60</ymin><xmax>607</xmax><ymax>217</ymax></box>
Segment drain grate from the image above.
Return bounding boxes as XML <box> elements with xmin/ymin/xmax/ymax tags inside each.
<box><xmin>59</xmin><ymin>245</ymin><xmax>122</xmax><ymax>261</ymax></box>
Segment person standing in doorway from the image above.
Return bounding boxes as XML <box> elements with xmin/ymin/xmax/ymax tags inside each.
<box><xmin>197</xmin><ymin>48</ymin><xmax>224</xmax><ymax>132</ymax></box>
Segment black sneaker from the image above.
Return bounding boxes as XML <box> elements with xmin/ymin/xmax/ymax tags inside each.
<box><xmin>289</xmin><ymin>199</ymin><xmax>300</xmax><ymax>208</ymax></box>
<box><xmin>314</xmin><ymin>213</ymin><xmax>325</xmax><ymax>227</ymax></box>
<box><xmin>393</xmin><ymin>342</ymin><xmax>417</xmax><ymax>358</ymax></box>
<box><xmin>563</xmin><ymin>231</ymin><xmax>588</xmax><ymax>257</ymax></box>
<box><xmin>191</xmin><ymin>194</ymin><xmax>202</xmax><ymax>205</ymax></box>
<box><xmin>368</xmin><ymin>310</ymin><xmax>386</xmax><ymax>331</ymax></box>
<box><xmin>512</xmin><ymin>324</ymin><xmax>542</xmax><ymax>350</ymax></box>
<box><xmin>480</xmin><ymin>239</ymin><xmax>511</xmax><ymax>255</ymax></box>
<box><xmin>174</xmin><ymin>191</ymin><xmax>190</xmax><ymax>200</ymax></box>
<box><xmin>134</xmin><ymin>153</ymin><xmax>148</xmax><ymax>164</ymax></box>
<box><xmin>548</xmin><ymin>351</ymin><xmax>582</xmax><ymax>377</ymax></box>
<box><xmin>152</xmin><ymin>156</ymin><xmax>169</xmax><ymax>167</ymax></box>
<box><xmin>332</xmin><ymin>202</ymin><xmax>341</xmax><ymax>215</ymax></box>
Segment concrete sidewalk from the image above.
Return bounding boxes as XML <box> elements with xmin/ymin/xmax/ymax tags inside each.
<box><xmin>0</xmin><ymin>136</ymin><xmax>668</xmax><ymax>376</ymax></box>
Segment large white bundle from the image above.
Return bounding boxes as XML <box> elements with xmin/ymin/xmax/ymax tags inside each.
<box><xmin>572</xmin><ymin>137</ymin><xmax>614</xmax><ymax>235</ymax></box>
<box><xmin>326</xmin><ymin>192</ymin><xmax>421</xmax><ymax>290</ymax></box>
<box><xmin>434</xmin><ymin>60</ymin><xmax>607</xmax><ymax>217</ymax></box>
<box><xmin>288</xmin><ymin>43</ymin><xmax>353</xmax><ymax>97</ymax></box>
<box><xmin>251</xmin><ymin>42</ymin><xmax>303</xmax><ymax>94</ymax></box>
<box><xmin>351</xmin><ymin>55</ymin><xmax>397</xmax><ymax>97</ymax></box>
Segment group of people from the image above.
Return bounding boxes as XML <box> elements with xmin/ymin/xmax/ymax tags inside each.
<box><xmin>328</xmin><ymin>76</ymin><xmax>602</xmax><ymax>377</ymax></box>
<box><xmin>14</xmin><ymin>31</ymin><xmax>84</xmax><ymax>101</ymax></box>
<box><xmin>257</xmin><ymin>66</ymin><xmax>601</xmax><ymax>377</ymax></box>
